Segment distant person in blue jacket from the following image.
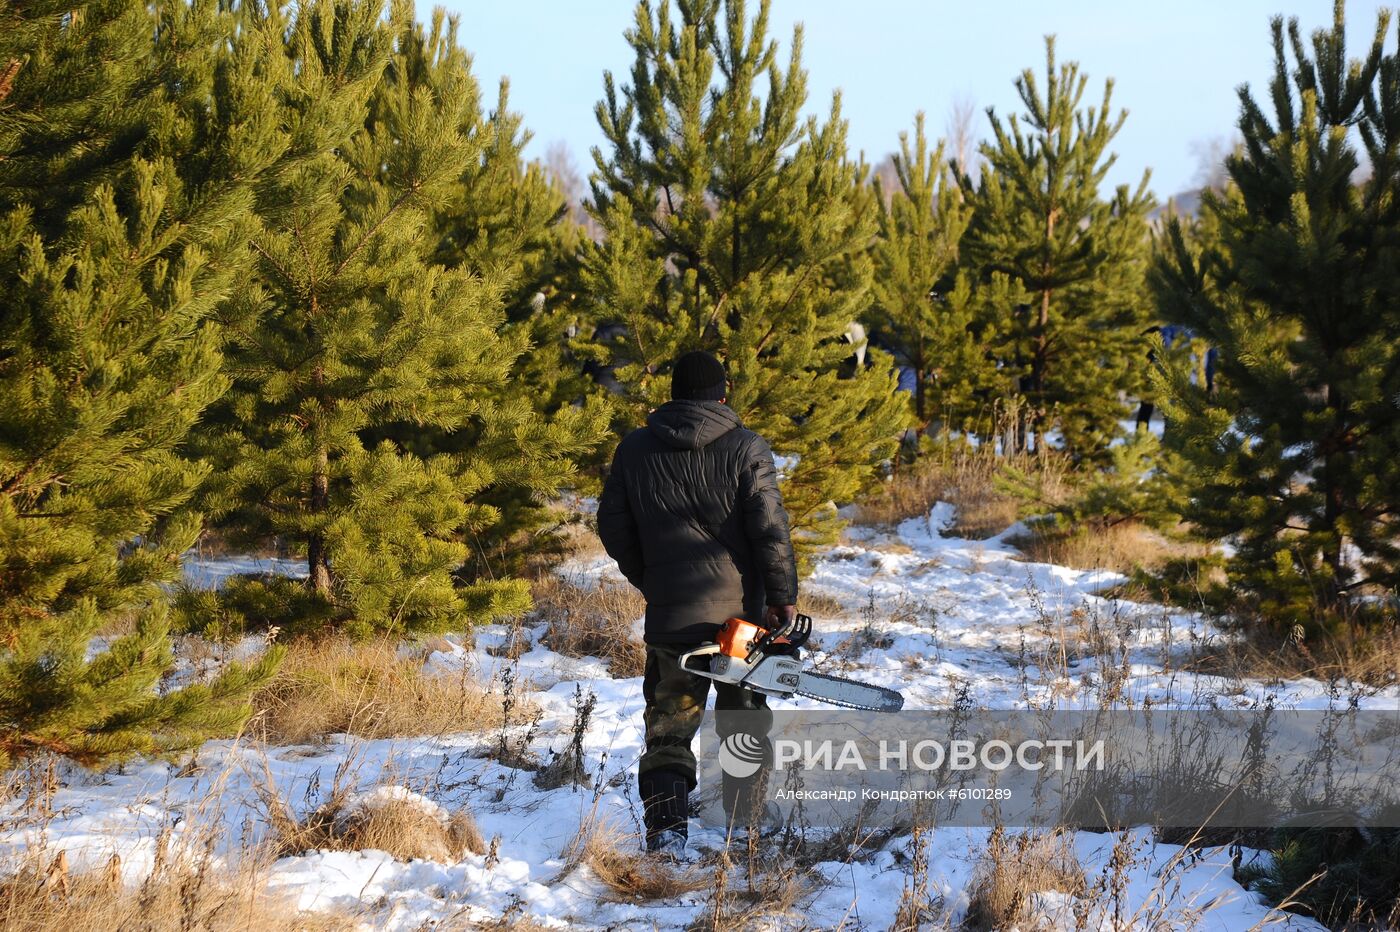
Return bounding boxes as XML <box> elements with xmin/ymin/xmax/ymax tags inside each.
<box><xmin>1137</xmin><ymin>325</ymin><xmax>1217</xmax><ymax>430</ymax></box>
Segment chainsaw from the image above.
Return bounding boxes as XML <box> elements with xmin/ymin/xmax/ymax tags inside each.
<box><xmin>679</xmin><ymin>614</ymin><xmax>904</xmax><ymax>712</ymax></box>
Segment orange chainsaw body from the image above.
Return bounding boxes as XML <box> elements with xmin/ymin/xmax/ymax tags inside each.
<box><xmin>716</xmin><ymin>617</ymin><xmax>765</xmax><ymax>658</ymax></box>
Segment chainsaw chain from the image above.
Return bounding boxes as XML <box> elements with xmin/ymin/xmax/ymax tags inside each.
<box><xmin>794</xmin><ymin>670</ymin><xmax>904</xmax><ymax>712</ymax></box>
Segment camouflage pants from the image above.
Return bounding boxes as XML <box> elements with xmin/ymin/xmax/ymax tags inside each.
<box><xmin>638</xmin><ymin>643</ymin><xmax>772</xmax><ymax>790</ymax></box>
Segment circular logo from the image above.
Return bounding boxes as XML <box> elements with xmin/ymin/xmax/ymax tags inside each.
<box><xmin>718</xmin><ymin>733</ymin><xmax>766</xmax><ymax>779</ymax></box>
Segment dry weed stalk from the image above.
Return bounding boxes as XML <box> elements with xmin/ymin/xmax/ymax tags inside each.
<box><xmin>892</xmin><ymin>819</ymin><xmax>936</xmax><ymax>931</ymax></box>
<box><xmin>534</xmin><ymin>685</ymin><xmax>597</xmax><ymax>791</ymax></box>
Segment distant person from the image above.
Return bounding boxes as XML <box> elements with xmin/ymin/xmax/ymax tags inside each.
<box><xmin>1137</xmin><ymin>325</ymin><xmax>1166</xmax><ymax>431</ymax></box>
<box><xmin>1138</xmin><ymin>324</ymin><xmax>1218</xmax><ymax>430</ymax></box>
<box><xmin>597</xmin><ymin>350</ymin><xmax>798</xmax><ymax>856</ymax></box>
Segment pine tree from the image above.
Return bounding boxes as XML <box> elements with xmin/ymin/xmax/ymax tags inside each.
<box><xmin>1151</xmin><ymin>3</ymin><xmax>1400</xmax><ymax>630</ymax></box>
<box><xmin>583</xmin><ymin>0</ymin><xmax>911</xmax><ymax>562</ymax></box>
<box><xmin>0</xmin><ymin>0</ymin><xmax>288</xmax><ymax>766</ymax></box>
<box><xmin>421</xmin><ymin>46</ymin><xmax>609</xmax><ymax>579</ymax></box>
<box><xmin>199</xmin><ymin>1</ymin><xmax>598</xmax><ymax>636</ymax></box>
<box><xmin>870</xmin><ymin>113</ymin><xmax>1011</xmax><ymax>439</ymax></box>
<box><xmin>959</xmin><ymin>38</ymin><xmax>1154</xmax><ymax>456</ymax></box>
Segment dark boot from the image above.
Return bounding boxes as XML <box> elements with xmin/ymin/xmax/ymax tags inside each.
<box><xmin>638</xmin><ymin>767</ymin><xmax>690</xmax><ymax>853</ymax></box>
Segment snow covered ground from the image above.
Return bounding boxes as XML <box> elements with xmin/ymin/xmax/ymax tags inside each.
<box><xmin>183</xmin><ymin>551</ymin><xmax>309</xmax><ymax>588</ymax></box>
<box><xmin>6</xmin><ymin>503</ymin><xmax>1394</xmax><ymax>929</ymax></box>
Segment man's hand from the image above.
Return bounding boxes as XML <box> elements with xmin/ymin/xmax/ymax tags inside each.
<box><xmin>764</xmin><ymin>604</ymin><xmax>797</xmax><ymax>630</ymax></box>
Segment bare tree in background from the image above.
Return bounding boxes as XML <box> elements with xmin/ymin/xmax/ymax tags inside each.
<box><xmin>545</xmin><ymin>139</ymin><xmax>594</xmax><ymax>230</ymax></box>
<box><xmin>946</xmin><ymin>94</ymin><xmax>981</xmax><ymax>183</ymax></box>
<box><xmin>871</xmin><ymin>153</ymin><xmax>899</xmax><ymax>205</ymax></box>
<box><xmin>544</xmin><ymin>140</ymin><xmax>582</xmax><ymax>200</ymax></box>
<box><xmin>875</xmin><ymin>97</ymin><xmax>979</xmax><ymax>204</ymax></box>
<box><xmin>1189</xmin><ymin>134</ymin><xmax>1236</xmax><ymax>192</ymax></box>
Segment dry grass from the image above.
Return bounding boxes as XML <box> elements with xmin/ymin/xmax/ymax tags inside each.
<box><xmin>0</xmin><ymin>849</ymin><xmax>351</xmax><ymax>932</ymax></box>
<box><xmin>962</xmin><ymin>829</ymin><xmax>1085</xmax><ymax>931</ymax></box>
<box><xmin>532</xmin><ymin>572</ymin><xmax>647</xmax><ymax>678</ymax></box>
<box><xmin>1012</xmin><ymin>521</ymin><xmax>1213</xmax><ymax>576</ymax></box>
<box><xmin>798</xmin><ymin>589</ymin><xmax>848</xmax><ymax>619</ymax></box>
<box><xmin>464</xmin><ymin>908</ymin><xmax>562</xmax><ymax>931</ymax></box>
<box><xmin>557</xmin><ymin>819</ymin><xmax>707</xmax><ymax>903</ymax></box>
<box><xmin>250</xmin><ymin>636</ymin><xmax>521</xmax><ymax>745</ymax></box>
<box><xmin>1187</xmin><ymin>619</ymin><xmax>1400</xmax><ymax>688</ymax></box>
<box><xmin>857</xmin><ymin>443</ymin><xmax>1068</xmax><ymax>540</ymax></box>
<box><xmin>690</xmin><ymin>847</ymin><xmax>816</xmax><ymax>932</ymax></box>
<box><xmin>0</xmin><ymin>754</ymin><xmax>354</xmax><ymax>930</ymax></box>
<box><xmin>258</xmin><ymin>775</ymin><xmax>488</xmax><ymax>863</ymax></box>
<box><xmin>326</xmin><ymin>799</ymin><xmax>485</xmax><ymax>863</ymax></box>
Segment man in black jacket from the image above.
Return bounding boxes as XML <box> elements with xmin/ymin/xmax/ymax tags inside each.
<box><xmin>597</xmin><ymin>350</ymin><xmax>798</xmax><ymax>854</ymax></box>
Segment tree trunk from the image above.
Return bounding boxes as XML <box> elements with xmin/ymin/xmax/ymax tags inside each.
<box><xmin>307</xmin><ymin>360</ymin><xmax>331</xmax><ymax>595</ymax></box>
<box><xmin>1030</xmin><ymin>207</ymin><xmax>1056</xmax><ymax>451</ymax></box>
<box><xmin>308</xmin><ymin>444</ymin><xmax>331</xmax><ymax>595</ymax></box>
<box><xmin>1028</xmin><ymin>288</ymin><xmax>1051</xmax><ymax>451</ymax></box>
<box><xmin>1320</xmin><ymin>381</ymin><xmax>1347</xmax><ymax>610</ymax></box>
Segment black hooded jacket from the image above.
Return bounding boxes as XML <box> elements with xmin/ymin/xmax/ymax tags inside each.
<box><xmin>597</xmin><ymin>400</ymin><xmax>798</xmax><ymax>645</ymax></box>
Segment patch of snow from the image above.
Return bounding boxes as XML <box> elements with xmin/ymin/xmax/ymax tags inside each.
<box><xmin>183</xmin><ymin>553</ymin><xmax>308</xmax><ymax>589</ymax></box>
<box><xmin>341</xmin><ymin>785</ymin><xmax>451</xmax><ymax>824</ymax></box>
<box><xmin>6</xmin><ymin>501</ymin><xmax>1390</xmax><ymax>929</ymax></box>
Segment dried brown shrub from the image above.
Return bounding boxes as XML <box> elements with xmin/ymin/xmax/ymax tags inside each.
<box><xmin>1187</xmin><ymin>617</ymin><xmax>1400</xmax><ymax>689</ymax></box>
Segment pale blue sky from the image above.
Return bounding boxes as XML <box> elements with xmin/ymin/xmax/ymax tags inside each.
<box><xmin>439</xmin><ymin>1</ymin><xmax>1390</xmax><ymax>198</ymax></box>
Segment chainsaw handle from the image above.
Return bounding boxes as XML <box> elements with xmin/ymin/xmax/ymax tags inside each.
<box><xmin>678</xmin><ymin>642</ymin><xmax>721</xmax><ymax>674</ymax></box>
<box><xmin>789</xmin><ymin>612</ymin><xmax>812</xmax><ymax>649</ymax></box>
<box><xmin>745</xmin><ymin>612</ymin><xmax>812</xmax><ymax>662</ymax></box>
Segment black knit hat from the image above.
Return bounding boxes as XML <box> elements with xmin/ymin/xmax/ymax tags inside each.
<box><xmin>670</xmin><ymin>350</ymin><xmax>728</xmax><ymax>402</ymax></box>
